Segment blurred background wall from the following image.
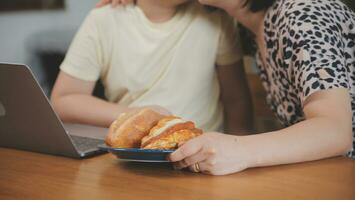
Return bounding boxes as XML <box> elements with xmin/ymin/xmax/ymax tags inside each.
<box><xmin>0</xmin><ymin>0</ymin><xmax>97</xmax><ymax>93</ymax></box>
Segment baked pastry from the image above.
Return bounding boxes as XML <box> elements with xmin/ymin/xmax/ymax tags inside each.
<box><xmin>141</xmin><ymin>116</ymin><xmax>202</xmax><ymax>150</ymax></box>
<box><xmin>105</xmin><ymin>108</ymin><xmax>165</xmax><ymax>148</ymax></box>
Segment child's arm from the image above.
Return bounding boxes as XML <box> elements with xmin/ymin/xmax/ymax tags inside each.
<box><xmin>216</xmin><ymin>60</ymin><xmax>253</xmax><ymax>134</ymax></box>
<box><xmin>51</xmin><ymin>71</ymin><xmax>129</xmax><ymax>127</ymax></box>
<box><xmin>51</xmin><ymin>71</ymin><xmax>169</xmax><ymax>127</ymax></box>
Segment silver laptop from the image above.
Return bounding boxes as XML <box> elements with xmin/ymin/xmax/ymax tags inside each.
<box><xmin>0</xmin><ymin>63</ymin><xmax>107</xmax><ymax>158</ymax></box>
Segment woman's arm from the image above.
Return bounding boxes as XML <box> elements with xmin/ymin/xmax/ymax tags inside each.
<box><xmin>241</xmin><ymin>88</ymin><xmax>353</xmax><ymax>167</ymax></box>
<box><xmin>51</xmin><ymin>71</ymin><xmax>130</xmax><ymax>127</ymax></box>
<box><xmin>216</xmin><ymin>60</ymin><xmax>253</xmax><ymax>134</ymax></box>
<box><xmin>169</xmin><ymin>88</ymin><xmax>352</xmax><ymax>175</ymax></box>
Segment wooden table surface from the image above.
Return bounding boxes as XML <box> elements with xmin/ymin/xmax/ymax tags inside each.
<box><xmin>0</xmin><ymin>148</ymin><xmax>354</xmax><ymax>200</ymax></box>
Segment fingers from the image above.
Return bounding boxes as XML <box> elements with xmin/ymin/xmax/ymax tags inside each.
<box><xmin>169</xmin><ymin>137</ymin><xmax>204</xmax><ymax>162</ymax></box>
<box><xmin>95</xmin><ymin>0</ymin><xmax>110</xmax><ymax>8</ymax></box>
<box><xmin>177</xmin><ymin>142</ymin><xmax>185</xmax><ymax>147</ymax></box>
<box><xmin>121</xmin><ymin>0</ymin><xmax>134</xmax><ymax>5</ymax></box>
<box><xmin>96</xmin><ymin>0</ymin><xmax>133</xmax><ymax>8</ymax></box>
<box><xmin>188</xmin><ymin>158</ymin><xmax>216</xmax><ymax>174</ymax></box>
<box><xmin>198</xmin><ymin>0</ymin><xmax>217</xmax><ymax>6</ymax></box>
<box><xmin>153</xmin><ymin>107</ymin><xmax>171</xmax><ymax>116</ymax></box>
<box><xmin>176</xmin><ymin>147</ymin><xmax>217</xmax><ymax>170</ymax></box>
<box><xmin>114</xmin><ymin>0</ymin><xmax>134</xmax><ymax>7</ymax></box>
<box><xmin>174</xmin><ymin>148</ymin><xmax>206</xmax><ymax>169</ymax></box>
<box><xmin>146</xmin><ymin>105</ymin><xmax>171</xmax><ymax>116</ymax></box>
<box><xmin>112</xmin><ymin>0</ymin><xmax>120</xmax><ymax>7</ymax></box>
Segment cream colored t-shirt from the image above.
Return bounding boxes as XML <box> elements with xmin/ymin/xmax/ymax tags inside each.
<box><xmin>60</xmin><ymin>3</ymin><xmax>242</xmax><ymax>131</ymax></box>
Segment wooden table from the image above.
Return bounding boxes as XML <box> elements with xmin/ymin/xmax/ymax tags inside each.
<box><xmin>0</xmin><ymin>148</ymin><xmax>354</xmax><ymax>200</ymax></box>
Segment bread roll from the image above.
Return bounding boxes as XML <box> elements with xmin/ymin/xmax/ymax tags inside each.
<box><xmin>105</xmin><ymin>108</ymin><xmax>165</xmax><ymax>148</ymax></box>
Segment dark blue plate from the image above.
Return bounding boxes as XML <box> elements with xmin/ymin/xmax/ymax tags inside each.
<box><xmin>99</xmin><ymin>145</ymin><xmax>175</xmax><ymax>162</ymax></box>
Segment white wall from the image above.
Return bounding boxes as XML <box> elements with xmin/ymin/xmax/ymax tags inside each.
<box><xmin>0</xmin><ymin>0</ymin><xmax>97</xmax><ymax>74</ymax></box>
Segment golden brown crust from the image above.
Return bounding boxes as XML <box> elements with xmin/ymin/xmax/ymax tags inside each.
<box><xmin>147</xmin><ymin>116</ymin><xmax>180</xmax><ymax>136</ymax></box>
<box><xmin>105</xmin><ymin>108</ymin><xmax>165</xmax><ymax>148</ymax></box>
<box><xmin>142</xmin><ymin>128</ymin><xmax>202</xmax><ymax>150</ymax></box>
<box><xmin>141</xmin><ymin>121</ymin><xmax>196</xmax><ymax>147</ymax></box>
<box><xmin>141</xmin><ymin>116</ymin><xmax>202</xmax><ymax>149</ymax></box>
<box><xmin>108</xmin><ymin>109</ymin><xmax>141</xmax><ymax>137</ymax></box>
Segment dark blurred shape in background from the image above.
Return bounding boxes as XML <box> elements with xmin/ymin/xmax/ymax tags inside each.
<box><xmin>345</xmin><ymin>0</ymin><xmax>355</xmax><ymax>11</ymax></box>
<box><xmin>0</xmin><ymin>0</ymin><xmax>65</xmax><ymax>12</ymax></box>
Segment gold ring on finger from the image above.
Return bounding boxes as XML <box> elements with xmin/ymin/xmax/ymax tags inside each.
<box><xmin>193</xmin><ymin>162</ymin><xmax>200</xmax><ymax>173</ymax></box>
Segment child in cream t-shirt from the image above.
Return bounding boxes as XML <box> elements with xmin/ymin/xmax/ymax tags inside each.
<box><xmin>52</xmin><ymin>1</ymin><xmax>250</xmax><ymax>132</ymax></box>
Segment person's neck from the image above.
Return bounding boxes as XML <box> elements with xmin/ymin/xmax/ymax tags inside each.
<box><xmin>137</xmin><ymin>0</ymin><xmax>178</xmax><ymax>23</ymax></box>
<box><xmin>233</xmin><ymin>7</ymin><xmax>265</xmax><ymax>39</ymax></box>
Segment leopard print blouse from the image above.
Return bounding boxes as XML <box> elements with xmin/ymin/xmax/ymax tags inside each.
<box><xmin>256</xmin><ymin>0</ymin><xmax>355</xmax><ymax>156</ymax></box>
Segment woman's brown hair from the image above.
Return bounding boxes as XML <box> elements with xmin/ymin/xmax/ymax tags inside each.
<box><xmin>240</xmin><ymin>0</ymin><xmax>276</xmax><ymax>55</ymax></box>
<box><xmin>245</xmin><ymin>0</ymin><xmax>276</xmax><ymax>12</ymax></box>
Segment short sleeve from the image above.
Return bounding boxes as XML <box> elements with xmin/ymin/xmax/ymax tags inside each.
<box><xmin>60</xmin><ymin>10</ymin><xmax>105</xmax><ymax>81</ymax></box>
<box><xmin>285</xmin><ymin>15</ymin><xmax>350</xmax><ymax>105</ymax></box>
<box><xmin>216</xmin><ymin>14</ymin><xmax>243</xmax><ymax>66</ymax></box>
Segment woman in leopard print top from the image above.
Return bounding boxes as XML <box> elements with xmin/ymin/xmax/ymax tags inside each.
<box><xmin>99</xmin><ymin>0</ymin><xmax>354</xmax><ymax>175</ymax></box>
<box><xmin>170</xmin><ymin>0</ymin><xmax>355</xmax><ymax>175</ymax></box>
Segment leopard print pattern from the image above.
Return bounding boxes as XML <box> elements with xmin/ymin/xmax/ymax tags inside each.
<box><xmin>256</xmin><ymin>0</ymin><xmax>355</xmax><ymax>157</ymax></box>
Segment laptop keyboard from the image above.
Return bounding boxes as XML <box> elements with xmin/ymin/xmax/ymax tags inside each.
<box><xmin>70</xmin><ymin>135</ymin><xmax>104</xmax><ymax>153</ymax></box>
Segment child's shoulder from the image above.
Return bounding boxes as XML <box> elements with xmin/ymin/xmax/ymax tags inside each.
<box><xmin>87</xmin><ymin>5</ymin><xmax>131</xmax><ymax>23</ymax></box>
<box><xmin>188</xmin><ymin>3</ymin><xmax>234</xmax><ymax>28</ymax></box>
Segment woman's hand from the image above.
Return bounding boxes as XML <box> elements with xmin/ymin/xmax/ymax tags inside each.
<box><xmin>169</xmin><ymin>132</ymin><xmax>252</xmax><ymax>175</ymax></box>
<box><xmin>96</xmin><ymin>0</ymin><xmax>134</xmax><ymax>8</ymax></box>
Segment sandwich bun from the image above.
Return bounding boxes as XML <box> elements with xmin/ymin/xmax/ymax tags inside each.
<box><xmin>141</xmin><ymin>116</ymin><xmax>202</xmax><ymax>150</ymax></box>
<box><xmin>105</xmin><ymin>108</ymin><xmax>165</xmax><ymax>148</ymax></box>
